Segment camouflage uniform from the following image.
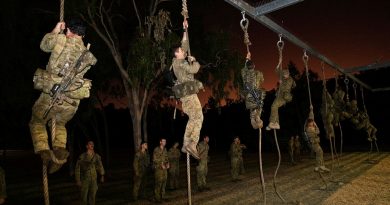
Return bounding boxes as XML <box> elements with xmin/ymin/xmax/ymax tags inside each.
<box><xmin>29</xmin><ymin>33</ymin><xmax>96</xmax><ymax>154</ymax></box>
<box><xmin>168</xmin><ymin>146</ymin><xmax>180</xmax><ymax>190</ymax></box>
<box><xmin>294</xmin><ymin>136</ymin><xmax>301</xmax><ymax>162</ymax></box>
<box><xmin>172</xmin><ymin>39</ymin><xmax>203</xmax><ymax>151</ymax></box>
<box><xmin>0</xmin><ymin>167</ymin><xmax>6</xmax><ymax>202</ymax></box>
<box><xmin>305</xmin><ymin>124</ymin><xmax>325</xmax><ymax>168</ymax></box>
<box><xmin>230</xmin><ymin>143</ymin><xmax>245</xmax><ymax>180</ymax></box>
<box><xmin>241</xmin><ymin>60</ymin><xmax>266</xmax><ymax>129</ymax></box>
<box><xmin>288</xmin><ymin>136</ymin><xmax>295</xmax><ymax>164</ymax></box>
<box><xmin>153</xmin><ymin>147</ymin><xmax>169</xmax><ymax>202</ymax></box>
<box><xmin>196</xmin><ymin>141</ymin><xmax>209</xmax><ymax>189</ymax></box>
<box><xmin>268</xmin><ymin>70</ymin><xmax>296</xmax><ymax>128</ymax></box>
<box><xmin>332</xmin><ymin>87</ymin><xmax>346</xmax><ymax>126</ymax></box>
<box><xmin>75</xmin><ymin>152</ymin><xmax>105</xmax><ymax>205</ymax></box>
<box><xmin>321</xmin><ymin>89</ymin><xmax>336</xmax><ymax>139</ymax></box>
<box><xmin>133</xmin><ymin>150</ymin><xmax>150</xmax><ymax>200</ymax></box>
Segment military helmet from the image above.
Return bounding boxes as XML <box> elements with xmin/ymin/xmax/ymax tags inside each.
<box><xmin>67</xmin><ymin>17</ymin><xmax>86</xmax><ymax>36</ymax></box>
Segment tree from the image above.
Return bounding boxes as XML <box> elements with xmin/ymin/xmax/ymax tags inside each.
<box><xmin>79</xmin><ymin>0</ymin><xmax>179</xmax><ymax>149</ymax></box>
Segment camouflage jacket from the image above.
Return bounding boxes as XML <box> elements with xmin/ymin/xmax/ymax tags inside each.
<box><xmin>277</xmin><ymin>76</ymin><xmax>296</xmax><ymax>101</ymax></box>
<box><xmin>36</xmin><ymin>33</ymin><xmax>97</xmax><ymax>99</ymax></box>
<box><xmin>153</xmin><ymin>147</ymin><xmax>169</xmax><ymax>170</ymax></box>
<box><xmin>230</xmin><ymin>143</ymin><xmax>243</xmax><ymax>159</ymax></box>
<box><xmin>75</xmin><ymin>152</ymin><xmax>105</xmax><ymax>182</ymax></box>
<box><xmin>172</xmin><ymin>39</ymin><xmax>200</xmax><ymax>84</ymax></box>
<box><xmin>168</xmin><ymin>147</ymin><xmax>180</xmax><ymax>169</ymax></box>
<box><xmin>133</xmin><ymin>150</ymin><xmax>150</xmax><ymax>176</ymax></box>
<box><xmin>197</xmin><ymin>141</ymin><xmax>209</xmax><ymax>161</ymax></box>
<box><xmin>305</xmin><ymin>125</ymin><xmax>320</xmax><ymax>143</ymax></box>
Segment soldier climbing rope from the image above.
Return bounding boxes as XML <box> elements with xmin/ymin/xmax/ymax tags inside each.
<box><xmin>302</xmin><ymin>51</ymin><xmax>330</xmax><ymax>189</ymax></box>
<box><xmin>239</xmin><ymin>11</ymin><xmax>266</xmax><ymax>204</ymax></box>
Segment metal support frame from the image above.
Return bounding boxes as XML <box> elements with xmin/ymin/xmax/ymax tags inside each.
<box><xmin>345</xmin><ymin>61</ymin><xmax>390</xmax><ymax>73</ymax></box>
<box><xmin>225</xmin><ymin>0</ymin><xmax>390</xmax><ymax>92</ymax></box>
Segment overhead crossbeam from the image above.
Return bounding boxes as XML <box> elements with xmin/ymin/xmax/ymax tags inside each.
<box><xmin>345</xmin><ymin>61</ymin><xmax>390</xmax><ymax>73</ymax></box>
<box><xmin>254</xmin><ymin>0</ymin><xmax>304</xmax><ymax>16</ymax></box>
<box><xmin>225</xmin><ymin>0</ymin><xmax>374</xmax><ymax>91</ymax></box>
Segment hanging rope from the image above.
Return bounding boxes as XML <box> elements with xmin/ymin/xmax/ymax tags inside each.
<box><xmin>344</xmin><ymin>77</ymin><xmax>350</xmax><ymax>103</ymax></box>
<box><xmin>352</xmin><ymin>83</ymin><xmax>357</xmax><ymax>100</ymax></box>
<box><xmin>181</xmin><ymin>0</ymin><xmax>191</xmax><ymax>57</ymax></box>
<box><xmin>240</xmin><ymin>11</ymin><xmax>251</xmax><ymax>53</ymax></box>
<box><xmin>182</xmin><ymin>1</ymin><xmax>193</xmax><ymax>204</ymax></box>
<box><xmin>60</xmin><ymin>0</ymin><xmax>64</xmax><ymax>22</ymax></box>
<box><xmin>239</xmin><ymin>11</ymin><xmax>266</xmax><ymax>203</ymax></box>
<box><xmin>321</xmin><ymin>63</ymin><xmax>335</xmax><ymax>174</ymax></box>
<box><xmin>276</xmin><ymin>34</ymin><xmax>284</xmax><ymax>79</ymax></box>
<box><xmin>303</xmin><ymin>51</ymin><xmax>312</xmax><ymax>108</ymax></box>
<box><xmin>186</xmin><ymin>153</ymin><xmax>192</xmax><ymax>205</ymax></box>
<box><xmin>360</xmin><ymin>86</ymin><xmax>367</xmax><ymax>112</ymax></box>
<box><xmin>273</xmin><ymin>130</ymin><xmax>285</xmax><ymax>202</ymax></box>
<box><xmin>258</xmin><ymin>129</ymin><xmax>266</xmax><ymax>204</ymax></box>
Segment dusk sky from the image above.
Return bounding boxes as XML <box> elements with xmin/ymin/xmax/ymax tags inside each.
<box><xmin>201</xmin><ymin>0</ymin><xmax>390</xmax><ymax>90</ymax></box>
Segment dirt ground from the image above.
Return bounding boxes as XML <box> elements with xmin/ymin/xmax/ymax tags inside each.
<box><xmin>322</xmin><ymin>154</ymin><xmax>390</xmax><ymax>205</ymax></box>
<box><xmin>2</xmin><ymin>151</ymin><xmax>389</xmax><ymax>205</ymax></box>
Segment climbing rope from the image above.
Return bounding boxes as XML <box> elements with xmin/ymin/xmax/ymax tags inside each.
<box><xmin>352</xmin><ymin>83</ymin><xmax>357</xmax><ymax>100</ymax></box>
<box><xmin>273</xmin><ymin>130</ymin><xmax>285</xmax><ymax>202</ymax></box>
<box><xmin>320</xmin><ymin>63</ymin><xmax>335</xmax><ymax>174</ymax></box>
<box><xmin>276</xmin><ymin>34</ymin><xmax>284</xmax><ymax>77</ymax></box>
<box><xmin>186</xmin><ymin>153</ymin><xmax>192</xmax><ymax>205</ymax></box>
<box><xmin>302</xmin><ymin>51</ymin><xmax>312</xmax><ymax>108</ymax></box>
<box><xmin>258</xmin><ymin>128</ymin><xmax>266</xmax><ymax>204</ymax></box>
<box><xmin>181</xmin><ymin>1</ymin><xmax>193</xmax><ymax>204</ymax></box>
<box><xmin>239</xmin><ymin>11</ymin><xmax>266</xmax><ymax>204</ymax></box>
<box><xmin>240</xmin><ymin>11</ymin><xmax>251</xmax><ymax>53</ymax></box>
<box><xmin>344</xmin><ymin>77</ymin><xmax>350</xmax><ymax>103</ymax></box>
<box><xmin>43</xmin><ymin>1</ymin><xmax>66</xmax><ymax>204</ymax></box>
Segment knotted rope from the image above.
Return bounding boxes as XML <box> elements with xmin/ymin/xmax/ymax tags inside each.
<box><xmin>273</xmin><ymin>129</ymin><xmax>285</xmax><ymax>202</ymax></box>
<box><xmin>240</xmin><ymin>11</ymin><xmax>251</xmax><ymax>53</ymax></box>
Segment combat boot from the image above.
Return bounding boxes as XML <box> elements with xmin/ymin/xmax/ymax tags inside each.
<box><xmin>319</xmin><ymin>166</ymin><xmax>330</xmax><ymax>172</ymax></box>
<box><xmin>49</xmin><ymin>147</ymin><xmax>69</xmax><ymax>174</ymax></box>
<box><xmin>38</xmin><ymin>150</ymin><xmax>52</xmax><ymax>165</ymax></box>
<box><xmin>185</xmin><ymin>141</ymin><xmax>200</xmax><ymax>160</ymax></box>
<box><xmin>181</xmin><ymin>138</ymin><xmax>190</xmax><ymax>154</ymax></box>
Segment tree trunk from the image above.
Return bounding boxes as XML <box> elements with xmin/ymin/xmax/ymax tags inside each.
<box><xmin>142</xmin><ymin>105</ymin><xmax>148</xmax><ymax>142</ymax></box>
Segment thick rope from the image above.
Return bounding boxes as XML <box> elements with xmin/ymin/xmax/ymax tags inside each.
<box><xmin>273</xmin><ymin>129</ymin><xmax>285</xmax><ymax>202</ymax></box>
<box><xmin>258</xmin><ymin>128</ymin><xmax>266</xmax><ymax>204</ymax></box>
<box><xmin>60</xmin><ymin>0</ymin><xmax>64</xmax><ymax>22</ymax></box>
<box><xmin>338</xmin><ymin>122</ymin><xmax>343</xmax><ymax>157</ymax></box>
<box><xmin>240</xmin><ymin>11</ymin><xmax>251</xmax><ymax>53</ymax></box>
<box><xmin>275</xmin><ymin>35</ymin><xmax>284</xmax><ymax>97</ymax></box>
<box><xmin>303</xmin><ymin>51</ymin><xmax>312</xmax><ymax>107</ymax></box>
<box><xmin>43</xmin><ymin>163</ymin><xmax>50</xmax><ymax>205</ymax></box>
<box><xmin>181</xmin><ymin>0</ymin><xmax>191</xmax><ymax>57</ymax></box>
<box><xmin>352</xmin><ymin>83</ymin><xmax>357</xmax><ymax>100</ymax></box>
<box><xmin>186</xmin><ymin>153</ymin><xmax>192</xmax><ymax>205</ymax></box>
<box><xmin>320</xmin><ymin>64</ymin><xmax>335</xmax><ymax>175</ymax></box>
<box><xmin>344</xmin><ymin>77</ymin><xmax>350</xmax><ymax>103</ymax></box>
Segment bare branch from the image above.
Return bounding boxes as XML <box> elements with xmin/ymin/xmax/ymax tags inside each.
<box><xmin>98</xmin><ymin>0</ymin><xmax>116</xmax><ymax>53</ymax></box>
<box><xmin>132</xmin><ymin>0</ymin><xmax>143</xmax><ymax>34</ymax></box>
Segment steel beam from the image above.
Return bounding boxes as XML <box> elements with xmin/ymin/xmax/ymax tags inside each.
<box><xmin>254</xmin><ymin>0</ymin><xmax>304</xmax><ymax>16</ymax></box>
<box><xmin>345</xmin><ymin>61</ymin><xmax>390</xmax><ymax>73</ymax></box>
<box><xmin>224</xmin><ymin>0</ymin><xmax>373</xmax><ymax>91</ymax></box>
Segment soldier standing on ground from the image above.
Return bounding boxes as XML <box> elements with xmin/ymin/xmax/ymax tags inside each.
<box><xmin>168</xmin><ymin>142</ymin><xmax>180</xmax><ymax>190</ymax></box>
<box><xmin>0</xmin><ymin>166</ymin><xmax>6</xmax><ymax>205</ymax></box>
<box><xmin>75</xmin><ymin>141</ymin><xmax>105</xmax><ymax>205</ymax></box>
<box><xmin>294</xmin><ymin>135</ymin><xmax>301</xmax><ymax>162</ymax></box>
<box><xmin>133</xmin><ymin>141</ymin><xmax>150</xmax><ymax>201</ymax></box>
<box><xmin>29</xmin><ymin>19</ymin><xmax>97</xmax><ymax>173</ymax></box>
<box><xmin>171</xmin><ymin>19</ymin><xmax>203</xmax><ymax>159</ymax></box>
<box><xmin>230</xmin><ymin>137</ymin><xmax>246</xmax><ymax>181</ymax></box>
<box><xmin>305</xmin><ymin>119</ymin><xmax>330</xmax><ymax>172</ymax></box>
<box><xmin>153</xmin><ymin>138</ymin><xmax>170</xmax><ymax>203</ymax></box>
<box><xmin>197</xmin><ymin>136</ymin><xmax>210</xmax><ymax>191</ymax></box>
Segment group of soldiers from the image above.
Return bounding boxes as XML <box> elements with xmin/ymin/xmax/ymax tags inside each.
<box><xmin>132</xmin><ymin>135</ymin><xmax>247</xmax><ymax>203</ymax></box>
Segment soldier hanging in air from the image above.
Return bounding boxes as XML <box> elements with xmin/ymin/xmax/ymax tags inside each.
<box><xmin>29</xmin><ymin>18</ymin><xmax>96</xmax><ymax>173</ymax></box>
<box><xmin>171</xmin><ymin>19</ymin><xmax>203</xmax><ymax>159</ymax></box>
<box><xmin>241</xmin><ymin>52</ymin><xmax>266</xmax><ymax>129</ymax></box>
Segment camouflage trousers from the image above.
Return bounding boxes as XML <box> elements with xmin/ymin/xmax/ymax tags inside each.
<box><xmin>250</xmin><ymin>108</ymin><xmax>263</xmax><ymax>129</ymax></box>
<box><xmin>181</xmin><ymin>94</ymin><xmax>203</xmax><ymax>145</ymax></box>
<box><xmin>168</xmin><ymin>166</ymin><xmax>179</xmax><ymax>189</ymax></box>
<box><xmin>0</xmin><ymin>167</ymin><xmax>6</xmax><ymax>199</ymax></box>
<box><xmin>323</xmin><ymin>112</ymin><xmax>335</xmax><ymax>139</ymax></box>
<box><xmin>310</xmin><ymin>140</ymin><xmax>324</xmax><ymax>167</ymax></box>
<box><xmin>231</xmin><ymin>157</ymin><xmax>245</xmax><ymax>180</ymax></box>
<box><xmin>196</xmin><ymin>159</ymin><xmax>208</xmax><ymax>188</ymax></box>
<box><xmin>80</xmin><ymin>179</ymin><xmax>98</xmax><ymax>205</ymax></box>
<box><xmin>133</xmin><ymin>172</ymin><xmax>146</xmax><ymax>200</ymax></box>
<box><xmin>269</xmin><ymin>97</ymin><xmax>286</xmax><ymax>124</ymax></box>
<box><xmin>29</xmin><ymin>93</ymin><xmax>79</xmax><ymax>153</ymax></box>
<box><xmin>154</xmin><ymin>169</ymin><xmax>167</xmax><ymax>201</ymax></box>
